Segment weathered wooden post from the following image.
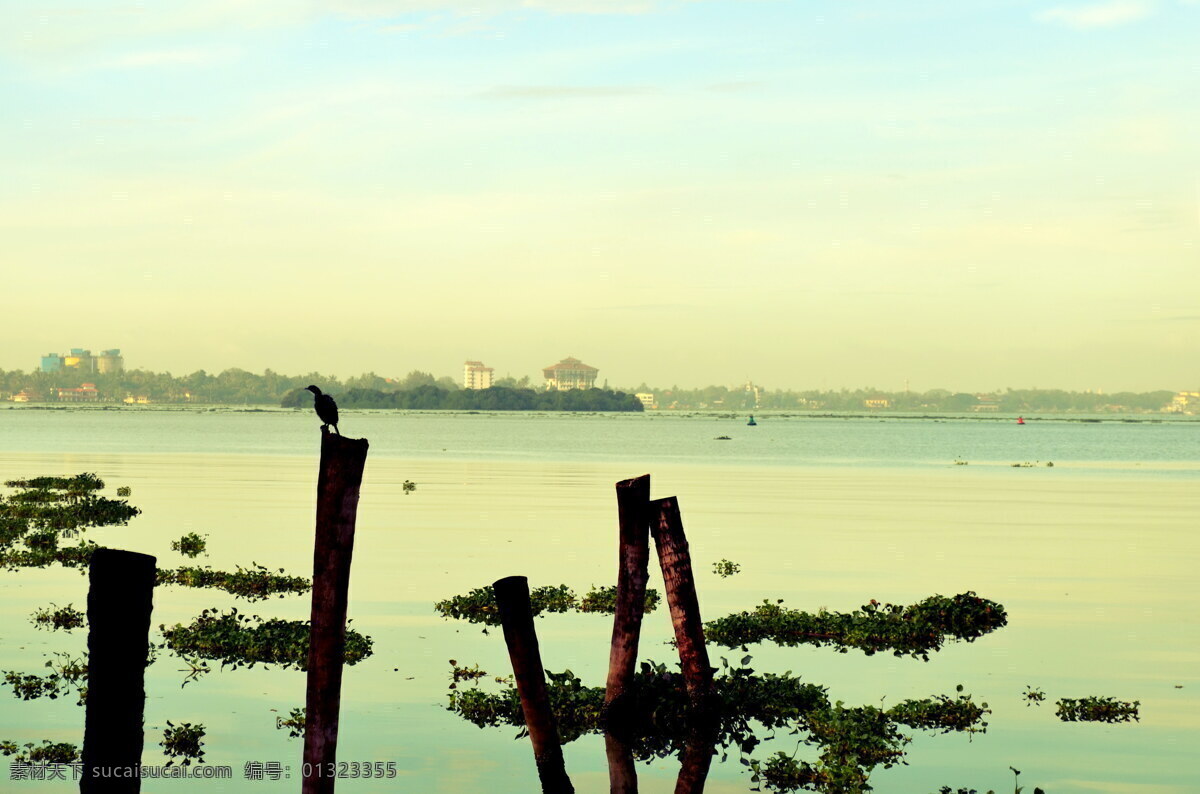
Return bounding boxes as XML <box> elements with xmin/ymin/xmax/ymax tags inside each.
<box><xmin>673</xmin><ymin>731</ymin><xmax>717</xmax><ymax>794</ymax></box>
<box><xmin>302</xmin><ymin>428</ymin><xmax>369</xmax><ymax>794</ymax></box>
<box><xmin>604</xmin><ymin>732</ymin><xmax>638</xmax><ymax>794</ymax></box>
<box><xmin>493</xmin><ymin>575</ymin><xmax>574</xmax><ymax>794</ymax></box>
<box><xmin>81</xmin><ymin>548</ymin><xmax>157</xmax><ymax>793</ymax></box>
<box><xmin>604</xmin><ymin>474</ymin><xmax>650</xmax><ymax>793</ymax></box>
<box><xmin>604</xmin><ymin>474</ymin><xmax>652</xmax><ymax>721</ymax></box>
<box><xmin>651</xmin><ymin>497</ymin><xmax>714</xmax><ymax>708</ymax></box>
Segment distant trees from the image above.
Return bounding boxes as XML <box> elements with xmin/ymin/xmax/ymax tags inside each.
<box><xmin>326</xmin><ymin>386</ymin><xmax>644</xmax><ymax>412</ymax></box>
<box><xmin>0</xmin><ymin>366</ymin><xmax>1179</xmax><ymax>413</ymax></box>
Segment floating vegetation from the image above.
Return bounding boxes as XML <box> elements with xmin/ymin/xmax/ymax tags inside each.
<box><xmin>402</xmin><ymin>480</ymin><xmax>416</xmax><ymax>495</ymax></box>
<box><xmin>436</xmin><ymin>583</ymin><xmax>660</xmax><ymax>627</ymax></box>
<box><xmin>447</xmin><ymin>658</ymin><xmax>989</xmax><ymax>792</ymax></box>
<box><xmin>161</xmin><ymin>721</ymin><xmax>206</xmax><ymax>766</ymax></box>
<box><xmin>712</xmin><ymin>559</ymin><xmax>741</xmax><ymax>578</ymax></box>
<box><xmin>171</xmin><ymin>532</ymin><xmax>208</xmax><ymax>558</ymax></box>
<box><xmin>2</xmin><ymin>653</ymin><xmax>88</xmax><ymax>705</ymax></box>
<box><xmin>160</xmin><ymin>608</ymin><xmax>373</xmax><ymax>670</ymax></box>
<box><xmin>579</xmin><ymin>585</ymin><xmax>661</xmax><ymax>615</ymax></box>
<box><xmin>275</xmin><ymin>707</ymin><xmax>306</xmax><ymax>739</ymax></box>
<box><xmin>0</xmin><ymin>740</ymin><xmax>80</xmax><ymax>765</ymax></box>
<box><xmin>0</xmin><ymin>539</ymin><xmax>100</xmax><ymax>572</ymax></box>
<box><xmin>1023</xmin><ymin>686</ymin><xmax>1046</xmax><ymax>706</ymax></box>
<box><xmin>2</xmin><ymin>671</ymin><xmax>65</xmax><ymax>701</ymax></box>
<box><xmin>156</xmin><ymin>563</ymin><xmax>310</xmax><ymax>601</ymax></box>
<box><xmin>704</xmin><ymin>593</ymin><xmax>1007</xmax><ymax>661</ymax></box>
<box><xmin>30</xmin><ymin>603</ymin><xmax>85</xmax><ymax>631</ymax></box>
<box><xmin>937</xmin><ymin>767</ymin><xmax>1045</xmax><ymax>794</ymax></box>
<box><xmin>0</xmin><ymin>474</ymin><xmax>139</xmax><ymax>572</ymax></box>
<box><xmin>1055</xmin><ymin>696</ymin><xmax>1140</xmax><ymax>723</ymax></box>
<box><xmin>176</xmin><ymin>656</ymin><xmax>211</xmax><ymax>688</ymax></box>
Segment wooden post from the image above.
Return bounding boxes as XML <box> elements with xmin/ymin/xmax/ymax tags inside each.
<box><xmin>604</xmin><ymin>732</ymin><xmax>638</xmax><ymax>794</ymax></box>
<box><xmin>604</xmin><ymin>474</ymin><xmax>651</xmax><ymax>731</ymax></box>
<box><xmin>493</xmin><ymin>576</ymin><xmax>574</xmax><ymax>794</ymax></box>
<box><xmin>673</xmin><ymin>732</ymin><xmax>716</xmax><ymax>794</ymax></box>
<box><xmin>302</xmin><ymin>429</ymin><xmax>369</xmax><ymax>794</ymax></box>
<box><xmin>651</xmin><ymin>498</ymin><xmax>714</xmax><ymax>707</ymax></box>
<box><xmin>81</xmin><ymin>548</ymin><xmax>156</xmax><ymax>794</ymax></box>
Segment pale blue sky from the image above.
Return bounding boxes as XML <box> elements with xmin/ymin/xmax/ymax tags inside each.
<box><xmin>2</xmin><ymin>1</ymin><xmax>1197</xmax><ymax>391</ymax></box>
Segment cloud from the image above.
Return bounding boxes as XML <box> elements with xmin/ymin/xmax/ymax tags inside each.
<box><xmin>1035</xmin><ymin>0</ymin><xmax>1155</xmax><ymax>29</ymax></box>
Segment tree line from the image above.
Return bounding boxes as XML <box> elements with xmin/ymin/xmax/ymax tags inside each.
<box><xmin>0</xmin><ymin>366</ymin><xmax>1180</xmax><ymax>413</ymax></box>
<box><xmin>638</xmin><ymin>384</ymin><xmax>1177</xmax><ymax>413</ymax></box>
<box><xmin>282</xmin><ymin>385</ymin><xmax>644</xmax><ymax>412</ymax></box>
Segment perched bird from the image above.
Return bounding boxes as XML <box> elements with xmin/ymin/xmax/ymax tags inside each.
<box><xmin>305</xmin><ymin>385</ymin><xmax>340</xmax><ymax>434</ymax></box>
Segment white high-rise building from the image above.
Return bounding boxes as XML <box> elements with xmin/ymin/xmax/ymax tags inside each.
<box><xmin>463</xmin><ymin>361</ymin><xmax>494</xmax><ymax>390</ymax></box>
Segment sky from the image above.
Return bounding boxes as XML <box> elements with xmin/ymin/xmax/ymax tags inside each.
<box><xmin>2</xmin><ymin>0</ymin><xmax>1198</xmax><ymax>392</ymax></box>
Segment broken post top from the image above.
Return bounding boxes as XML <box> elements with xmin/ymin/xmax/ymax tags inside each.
<box><xmin>320</xmin><ymin>426</ymin><xmax>369</xmax><ymax>450</ymax></box>
<box><xmin>90</xmin><ymin>547</ymin><xmax>157</xmax><ymax>574</ymax></box>
<box><xmin>616</xmin><ymin>474</ymin><xmax>650</xmax><ymax>492</ymax></box>
<box><xmin>493</xmin><ymin>575</ymin><xmax>530</xmax><ymax>599</ymax></box>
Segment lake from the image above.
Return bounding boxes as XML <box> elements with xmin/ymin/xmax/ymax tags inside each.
<box><xmin>1</xmin><ymin>406</ymin><xmax>1197</xmax><ymax>793</ymax></box>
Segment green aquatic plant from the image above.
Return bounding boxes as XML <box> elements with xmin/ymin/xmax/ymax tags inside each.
<box><xmin>712</xmin><ymin>559</ymin><xmax>742</xmax><ymax>578</ymax></box>
<box><xmin>446</xmin><ymin>659</ymin><xmax>988</xmax><ymax>791</ymax></box>
<box><xmin>275</xmin><ymin>707</ymin><xmax>306</xmax><ymax>738</ymax></box>
<box><xmin>2</xmin><ymin>653</ymin><xmax>88</xmax><ymax>705</ymax></box>
<box><xmin>704</xmin><ymin>593</ymin><xmax>1007</xmax><ymax>661</ymax></box>
<box><xmin>1022</xmin><ymin>686</ymin><xmax>1046</xmax><ymax>706</ymax></box>
<box><xmin>579</xmin><ymin>585</ymin><xmax>661</xmax><ymax>615</ymax></box>
<box><xmin>156</xmin><ymin>563</ymin><xmax>310</xmax><ymax>601</ymax></box>
<box><xmin>1055</xmin><ymin>696</ymin><xmax>1139</xmax><ymax>723</ymax></box>
<box><xmin>0</xmin><ymin>739</ymin><xmax>80</xmax><ymax>765</ymax></box>
<box><xmin>160</xmin><ymin>608</ymin><xmax>373</xmax><ymax>670</ymax></box>
<box><xmin>161</xmin><ymin>721</ymin><xmax>206</xmax><ymax>766</ymax></box>
<box><xmin>171</xmin><ymin>532</ymin><xmax>208</xmax><ymax>558</ymax></box>
<box><xmin>30</xmin><ymin>603</ymin><xmax>85</xmax><ymax>631</ymax></box>
<box><xmin>435</xmin><ymin>582</ymin><xmax>660</xmax><ymax>626</ymax></box>
<box><xmin>0</xmin><ymin>474</ymin><xmax>139</xmax><ymax>571</ymax></box>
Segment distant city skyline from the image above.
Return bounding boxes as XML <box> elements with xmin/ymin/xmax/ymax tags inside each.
<box><xmin>3</xmin><ymin>2</ymin><xmax>1197</xmax><ymax>393</ymax></box>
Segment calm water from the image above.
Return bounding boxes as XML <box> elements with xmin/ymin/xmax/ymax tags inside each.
<box><xmin>1</xmin><ymin>408</ymin><xmax>1198</xmax><ymax>793</ymax></box>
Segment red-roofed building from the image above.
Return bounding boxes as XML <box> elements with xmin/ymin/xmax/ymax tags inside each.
<box><xmin>55</xmin><ymin>383</ymin><xmax>100</xmax><ymax>403</ymax></box>
<box><xmin>542</xmin><ymin>357</ymin><xmax>598</xmax><ymax>391</ymax></box>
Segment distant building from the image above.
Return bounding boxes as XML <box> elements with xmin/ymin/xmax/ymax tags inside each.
<box><xmin>55</xmin><ymin>383</ymin><xmax>99</xmax><ymax>403</ymax></box>
<box><xmin>463</xmin><ymin>361</ymin><xmax>494</xmax><ymax>390</ymax></box>
<box><xmin>97</xmin><ymin>349</ymin><xmax>125</xmax><ymax>374</ymax></box>
<box><xmin>744</xmin><ymin>381</ymin><xmax>761</xmax><ymax>409</ymax></box>
<box><xmin>64</xmin><ymin>348</ymin><xmax>94</xmax><ymax>372</ymax></box>
<box><xmin>40</xmin><ymin>347</ymin><xmax>124</xmax><ymax>374</ymax></box>
<box><xmin>1168</xmin><ymin>391</ymin><xmax>1200</xmax><ymax>414</ymax></box>
<box><xmin>543</xmin><ymin>357</ymin><xmax>598</xmax><ymax>391</ymax></box>
<box><xmin>863</xmin><ymin>397</ymin><xmax>891</xmax><ymax>409</ymax></box>
<box><xmin>635</xmin><ymin>392</ymin><xmax>656</xmax><ymax>410</ymax></box>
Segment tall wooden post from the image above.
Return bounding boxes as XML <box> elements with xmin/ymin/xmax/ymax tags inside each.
<box><xmin>302</xmin><ymin>429</ymin><xmax>369</xmax><ymax>794</ymax></box>
<box><xmin>673</xmin><ymin>731</ymin><xmax>717</xmax><ymax>794</ymax></box>
<box><xmin>651</xmin><ymin>497</ymin><xmax>714</xmax><ymax>708</ymax></box>
<box><xmin>493</xmin><ymin>576</ymin><xmax>574</xmax><ymax>794</ymax></box>
<box><xmin>81</xmin><ymin>548</ymin><xmax>156</xmax><ymax>794</ymax></box>
<box><xmin>604</xmin><ymin>474</ymin><xmax>652</xmax><ymax>726</ymax></box>
<box><xmin>604</xmin><ymin>732</ymin><xmax>638</xmax><ymax>794</ymax></box>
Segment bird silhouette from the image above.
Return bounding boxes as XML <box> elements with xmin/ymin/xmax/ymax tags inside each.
<box><xmin>305</xmin><ymin>385</ymin><xmax>339</xmax><ymax>434</ymax></box>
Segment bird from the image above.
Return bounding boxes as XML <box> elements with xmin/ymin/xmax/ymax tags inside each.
<box><xmin>305</xmin><ymin>385</ymin><xmax>340</xmax><ymax>434</ymax></box>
